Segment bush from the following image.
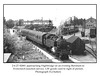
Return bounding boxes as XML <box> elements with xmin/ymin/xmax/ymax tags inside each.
<box><xmin>4</xmin><ymin>31</ymin><xmax>17</xmax><ymax>53</ymax></box>
<box><xmin>15</xmin><ymin>40</ymin><xmax>33</xmax><ymax>52</ymax></box>
<box><xmin>6</xmin><ymin>19</ymin><xmax>14</xmax><ymax>28</ymax></box>
<box><xmin>4</xmin><ymin>28</ymin><xmax>33</xmax><ymax>55</ymax></box>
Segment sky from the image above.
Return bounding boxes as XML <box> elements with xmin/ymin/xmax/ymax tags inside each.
<box><xmin>4</xmin><ymin>5</ymin><xmax>96</xmax><ymax>27</ymax></box>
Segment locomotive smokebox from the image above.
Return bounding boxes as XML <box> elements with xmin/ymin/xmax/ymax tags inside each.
<box><xmin>54</xmin><ymin>37</ymin><xmax>70</xmax><ymax>60</ymax></box>
<box><xmin>66</xmin><ymin>36</ymin><xmax>85</xmax><ymax>55</ymax></box>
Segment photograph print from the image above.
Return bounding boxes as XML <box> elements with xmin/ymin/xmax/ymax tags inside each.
<box><xmin>3</xmin><ymin>4</ymin><xmax>97</xmax><ymax>63</ymax></box>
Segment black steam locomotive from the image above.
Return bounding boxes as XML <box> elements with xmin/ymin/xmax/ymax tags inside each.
<box><xmin>21</xmin><ymin>29</ymin><xmax>70</xmax><ymax>60</ymax></box>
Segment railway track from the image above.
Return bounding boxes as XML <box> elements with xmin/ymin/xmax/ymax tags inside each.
<box><xmin>27</xmin><ymin>38</ymin><xmax>74</xmax><ymax>63</ymax></box>
<box><xmin>85</xmin><ymin>45</ymin><xmax>97</xmax><ymax>59</ymax></box>
<box><xmin>26</xmin><ymin>38</ymin><xmax>97</xmax><ymax>63</ymax></box>
<box><xmin>5</xmin><ymin>38</ymin><xmax>73</xmax><ymax>63</ymax></box>
<box><xmin>9</xmin><ymin>36</ymin><xmax>96</xmax><ymax>63</ymax></box>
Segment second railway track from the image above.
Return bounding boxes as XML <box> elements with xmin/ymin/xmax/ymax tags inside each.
<box><xmin>85</xmin><ymin>45</ymin><xmax>97</xmax><ymax>59</ymax></box>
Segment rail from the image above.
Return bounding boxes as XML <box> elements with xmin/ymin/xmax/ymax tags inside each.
<box><xmin>85</xmin><ymin>45</ymin><xmax>97</xmax><ymax>59</ymax></box>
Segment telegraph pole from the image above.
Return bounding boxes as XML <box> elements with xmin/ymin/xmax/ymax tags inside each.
<box><xmin>83</xmin><ymin>19</ymin><xmax>86</xmax><ymax>36</ymax></box>
<box><xmin>41</xmin><ymin>17</ymin><xmax>43</xmax><ymax>26</ymax></box>
<box><xmin>74</xmin><ymin>16</ymin><xmax>75</xmax><ymax>36</ymax></box>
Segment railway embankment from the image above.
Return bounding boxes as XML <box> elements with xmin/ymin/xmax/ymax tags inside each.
<box><xmin>4</xmin><ymin>29</ymin><xmax>53</xmax><ymax>63</ymax></box>
<box><xmin>7</xmin><ymin>38</ymin><xmax>54</xmax><ymax>63</ymax></box>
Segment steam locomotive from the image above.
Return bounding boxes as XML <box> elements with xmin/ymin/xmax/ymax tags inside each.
<box><xmin>20</xmin><ymin>29</ymin><xmax>70</xmax><ymax>60</ymax></box>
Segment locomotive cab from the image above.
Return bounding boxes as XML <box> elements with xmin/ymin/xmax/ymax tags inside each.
<box><xmin>44</xmin><ymin>34</ymin><xmax>58</xmax><ymax>48</ymax></box>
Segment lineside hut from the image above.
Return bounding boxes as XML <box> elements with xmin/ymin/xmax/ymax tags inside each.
<box><xmin>66</xmin><ymin>36</ymin><xmax>85</xmax><ymax>55</ymax></box>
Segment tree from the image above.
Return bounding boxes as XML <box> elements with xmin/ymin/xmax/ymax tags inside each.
<box><xmin>64</xmin><ymin>21</ymin><xmax>68</xmax><ymax>26</ymax></box>
<box><xmin>6</xmin><ymin>19</ymin><xmax>14</xmax><ymax>28</ymax></box>
<box><xmin>82</xmin><ymin>19</ymin><xmax>86</xmax><ymax>29</ymax></box>
<box><xmin>71</xmin><ymin>16</ymin><xmax>78</xmax><ymax>25</ymax></box>
<box><xmin>3</xmin><ymin>17</ymin><xmax>6</xmax><ymax>25</ymax></box>
<box><xmin>17</xmin><ymin>19</ymin><xmax>24</xmax><ymax>26</ymax></box>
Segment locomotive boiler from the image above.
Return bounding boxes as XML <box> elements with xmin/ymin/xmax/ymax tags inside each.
<box><xmin>21</xmin><ymin>29</ymin><xmax>70</xmax><ymax>60</ymax></box>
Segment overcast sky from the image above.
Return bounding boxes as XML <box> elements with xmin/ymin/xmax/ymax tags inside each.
<box><xmin>4</xmin><ymin>5</ymin><xmax>96</xmax><ymax>27</ymax></box>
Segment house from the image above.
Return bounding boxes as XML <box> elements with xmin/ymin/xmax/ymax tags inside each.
<box><xmin>85</xmin><ymin>17</ymin><xmax>96</xmax><ymax>29</ymax></box>
<box><xmin>23</xmin><ymin>19</ymin><xmax>53</xmax><ymax>26</ymax></box>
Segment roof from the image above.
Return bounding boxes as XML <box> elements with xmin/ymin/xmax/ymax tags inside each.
<box><xmin>21</xmin><ymin>29</ymin><xmax>46</xmax><ymax>36</ymax></box>
<box><xmin>45</xmin><ymin>33</ymin><xmax>58</xmax><ymax>39</ymax></box>
<box><xmin>86</xmin><ymin>17</ymin><xmax>96</xmax><ymax>23</ymax></box>
<box><xmin>66</xmin><ymin>36</ymin><xmax>79</xmax><ymax>43</ymax></box>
